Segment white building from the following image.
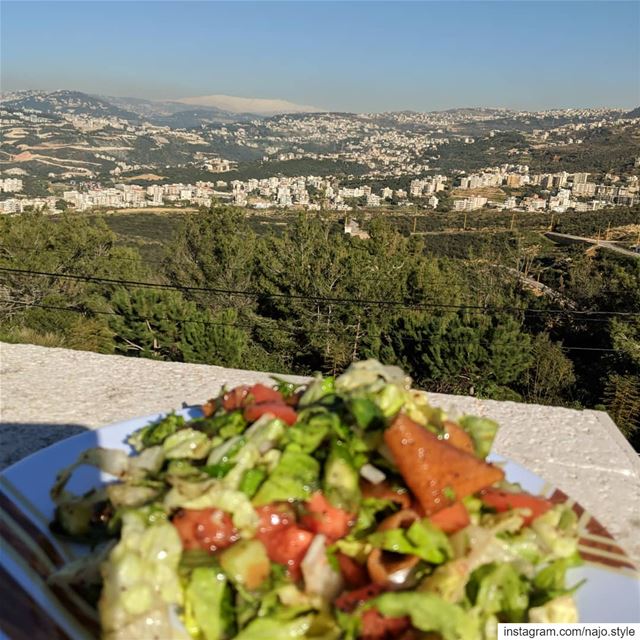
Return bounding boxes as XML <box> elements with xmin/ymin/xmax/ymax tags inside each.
<box><xmin>0</xmin><ymin>178</ymin><xmax>23</xmax><ymax>192</ymax></box>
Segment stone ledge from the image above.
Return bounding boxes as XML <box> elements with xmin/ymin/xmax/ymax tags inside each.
<box><xmin>1</xmin><ymin>342</ymin><xmax>638</xmax><ymax>562</ymax></box>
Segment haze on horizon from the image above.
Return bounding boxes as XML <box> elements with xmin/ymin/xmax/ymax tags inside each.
<box><xmin>1</xmin><ymin>1</ymin><xmax>639</xmax><ymax>113</ymax></box>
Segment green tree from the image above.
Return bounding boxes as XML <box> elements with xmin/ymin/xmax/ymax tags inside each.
<box><xmin>0</xmin><ymin>210</ymin><xmax>147</xmax><ymax>352</ymax></box>
<box><xmin>108</xmin><ymin>288</ymin><xmax>250</xmax><ymax>366</ymax></box>
<box><xmin>519</xmin><ymin>333</ymin><xmax>576</xmax><ymax>405</ymax></box>
<box><xmin>603</xmin><ymin>374</ymin><xmax>640</xmax><ymax>441</ymax></box>
<box><xmin>164</xmin><ymin>205</ymin><xmax>257</xmax><ymax>315</ymax></box>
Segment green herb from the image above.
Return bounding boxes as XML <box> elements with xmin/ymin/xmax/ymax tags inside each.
<box><xmin>238</xmin><ymin>468</ymin><xmax>267</xmax><ymax>497</ymax></box>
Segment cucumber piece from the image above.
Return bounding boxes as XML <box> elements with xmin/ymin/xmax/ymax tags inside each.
<box><xmin>220</xmin><ymin>539</ymin><xmax>270</xmax><ymax>591</ymax></box>
<box><xmin>324</xmin><ymin>441</ymin><xmax>361</xmax><ymax>512</ymax></box>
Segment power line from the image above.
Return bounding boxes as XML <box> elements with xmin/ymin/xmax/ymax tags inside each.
<box><xmin>1</xmin><ymin>299</ymin><xmax>631</xmax><ymax>355</ymax></box>
<box><xmin>1</xmin><ymin>265</ymin><xmax>637</xmax><ymax>319</ymax></box>
<box><xmin>0</xmin><ymin>243</ymin><xmax>169</xmax><ymax>267</ymax></box>
<box><xmin>1</xmin><ymin>299</ymin><xmax>355</xmax><ymax>338</ymax></box>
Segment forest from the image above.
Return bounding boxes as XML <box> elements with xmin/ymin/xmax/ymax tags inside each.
<box><xmin>1</xmin><ymin>206</ymin><xmax>638</xmax><ymax>447</ymax></box>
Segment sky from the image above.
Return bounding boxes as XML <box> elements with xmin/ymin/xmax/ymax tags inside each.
<box><xmin>2</xmin><ymin>1</ymin><xmax>639</xmax><ymax>112</ymax></box>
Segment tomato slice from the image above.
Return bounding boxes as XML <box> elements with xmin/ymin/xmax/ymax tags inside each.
<box><xmin>248</xmin><ymin>384</ymin><xmax>285</xmax><ymax>405</ymax></box>
<box><xmin>243</xmin><ymin>402</ymin><xmax>298</xmax><ymax>425</ymax></box>
<box><xmin>480</xmin><ymin>488</ymin><xmax>552</xmax><ymax>526</ymax></box>
<box><xmin>360</xmin><ymin>609</ymin><xmax>410</xmax><ymax>640</ymax></box>
<box><xmin>429</xmin><ymin>501</ymin><xmax>470</xmax><ymax>533</ymax></box>
<box><xmin>172</xmin><ymin>508</ymin><xmax>238</xmax><ymax>552</ymax></box>
<box><xmin>222</xmin><ymin>385</ymin><xmax>250</xmax><ymax>411</ymax></box>
<box><xmin>336</xmin><ymin>552</ymin><xmax>369</xmax><ymax>589</ymax></box>
<box><xmin>266</xmin><ymin>526</ymin><xmax>314</xmax><ymax>580</ymax></box>
<box><xmin>335</xmin><ymin>583</ymin><xmax>385</xmax><ymax>612</ymax></box>
<box><xmin>300</xmin><ymin>492</ymin><xmax>353</xmax><ymax>541</ymax></box>
<box><xmin>255</xmin><ymin>504</ymin><xmax>295</xmax><ymax>537</ymax></box>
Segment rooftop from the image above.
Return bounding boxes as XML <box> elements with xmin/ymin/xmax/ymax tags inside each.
<box><xmin>1</xmin><ymin>342</ymin><xmax>638</xmax><ymax>563</ymax></box>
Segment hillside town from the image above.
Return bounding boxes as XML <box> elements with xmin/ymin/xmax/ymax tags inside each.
<box><xmin>1</xmin><ymin>91</ymin><xmax>639</xmax><ymax>217</ymax></box>
<box><xmin>2</xmin><ymin>164</ymin><xmax>638</xmax><ymax>215</ymax></box>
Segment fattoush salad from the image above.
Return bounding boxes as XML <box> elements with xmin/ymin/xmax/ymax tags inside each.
<box><xmin>49</xmin><ymin>360</ymin><xmax>583</xmax><ymax>639</ymax></box>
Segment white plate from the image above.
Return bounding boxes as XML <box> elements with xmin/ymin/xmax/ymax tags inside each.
<box><xmin>1</xmin><ymin>407</ymin><xmax>638</xmax><ymax>639</ymax></box>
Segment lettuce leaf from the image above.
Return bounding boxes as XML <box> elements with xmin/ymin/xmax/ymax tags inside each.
<box><xmin>531</xmin><ymin>553</ymin><xmax>583</xmax><ymax>606</ymax></box>
<box><xmin>99</xmin><ymin>512</ymin><xmax>184</xmax><ymax>639</ymax></box>
<box><xmin>193</xmin><ymin>410</ymin><xmax>248</xmax><ymax>439</ymax></box>
<box><xmin>252</xmin><ymin>449</ymin><xmax>320</xmax><ymax>506</ymax></box>
<box><xmin>298</xmin><ymin>375</ymin><xmax>336</xmax><ymax>407</ymax></box>
<box><xmin>531</xmin><ymin>505</ymin><xmax>579</xmax><ymax>560</ymax></box>
<box><xmin>132</xmin><ymin>412</ymin><xmax>185</xmax><ymax>450</ymax></box>
<box><xmin>184</xmin><ymin>566</ymin><xmax>234</xmax><ymax>640</ymax></box>
<box><xmin>458</xmin><ymin>416</ymin><xmax>498</xmax><ymax>459</ymax></box>
<box><xmin>351</xmin><ymin>496</ymin><xmax>395</xmax><ymax>537</ymax></box>
<box><xmin>163</xmin><ymin>428</ymin><xmax>212</xmax><ymax>460</ymax></box>
<box><xmin>368</xmin><ymin>519</ymin><xmax>452</xmax><ymax>564</ymax></box>
<box><xmin>372</xmin><ymin>592</ymin><xmax>479</xmax><ymax>640</ymax></box>
<box><xmin>466</xmin><ymin>563</ymin><xmax>529</xmax><ymax>622</ymax></box>
<box><xmin>285</xmin><ymin>408</ymin><xmax>334</xmax><ymax>453</ymax></box>
<box><xmin>234</xmin><ymin>614</ymin><xmax>314</xmax><ymax>639</ymax></box>
<box><xmin>528</xmin><ymin>594</ymin><xmax>578</xmax><ymax>623</ymax></box>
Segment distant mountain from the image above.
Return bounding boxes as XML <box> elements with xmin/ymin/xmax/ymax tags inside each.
<box><xmin>104</xmin><ymin>95</ymin><xmax>256</xmax><ymax>125</ymax></box>
<box><xmin>0</xmin><ymin>90</ymin><xmax>141</xmax><ymax>121</ymax></box>
<box><xmin>0</xmin><ymin>90</ymin><xmax>260</xmax><ymax>127</ymax></box>
<box><xmin>626</xmin><ymin>106</ymin><xmax>640</xmax><ymax>119</ymax></box>
<box><xmin>174</xmin><ymin>94</ymin><xmax>323</xmax><ymax>116</ymax></box>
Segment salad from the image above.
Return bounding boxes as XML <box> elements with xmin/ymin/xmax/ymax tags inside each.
<box><xmin>49</xmin><ymin>360</ymin><xmax>583</xmax><ymax>640</ymax></box>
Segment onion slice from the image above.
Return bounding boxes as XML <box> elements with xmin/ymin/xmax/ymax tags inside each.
<box><xmin>360</xmin><ymin>463</ymin><xmax>386</xmax><ymax>485</ymax></box>
<box><xmin>301</xmin><ymin>534</ymin><xmax>344</xmax><ymax>601</ymax></box>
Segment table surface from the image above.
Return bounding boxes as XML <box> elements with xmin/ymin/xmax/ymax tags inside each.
<box><xmin>2</xmin><ymin>342</ymin><xmax>639</xmax><ymax>563</ymax></box>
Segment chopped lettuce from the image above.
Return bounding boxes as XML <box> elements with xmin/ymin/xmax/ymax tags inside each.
<box><xmin>466</xmin><ymin>563</ymin><xmax>530</xmax><ymax>622</ymax></box>
<box><xmin>369</xmin><ymin>519</ymin><xmax>452</xmax><ymax>564</ymax></box>
<box><xmin>531</xmin><ymin>505</ymin><xmax>579</xmax><ymax>560</ymax></box>
<box><xmin>99</xmin><ymin>512</ymin><xmax>185</xmax><ymax>640</ymax></box>
<box><xmin>419</xmin><ymin>559</ymin><xmax>469</xmax><ymax>603</ymax></box>
<box><xmin>163</xmin><ymin>428</ymin><xmax>212</xmax><ymax>460</ymax></box>
<box><xmin>351</xmin><ymin>496</ymin><xmax>395</xmax><ymax>537</ymax></box>
<box><xmin>403</xmin><ymin>390</ymin><xmax>446</xmax><ymax>430</ymax></box>
<box><xmin>531</xmin><ymin>553</ymin><xmax>583</xmax><ymax>606</ymax></box>
<box><xmin>298</xmin><ymin>374</ymin><xmax>336</xmax><ymax>407</ymax></box>
<box><xmin>207</xmin><ymin>436</ymin><xmax>245</xmax><ymax>466</ymax></box>
<box><xmin>193</xmin><ymin>410</ymin><xmax>248</xmax><ymax>439</ymax></box>
<box><xmin>184</xmin><ymin>566</ymin><xmax>233</xmax><ymax>640</ymax></box>
<box><xmin>243</xmin><ymin>415</ymin><xmax>287</xmax><ymax>452</ymax></box>
<box><xmin>323</xmin><ymin>440</ymin><xmax>361</xmax><ymax>512</ymax></box>
<box><xmin>335</xmin><ymin>610</ymin><xmax>360</xmax><ymax>640</ymax></box>
<box><xmin>528</xmin><ymin>594</ymin><xmax>578</xmax><ymax>623</ymax></box>
<box><xmin>369</xmin><ymin>383</ymin><xmax>407</xmax><ymax>419</ymax></box>
<box><xmin>372</xmin><ymin>592</ymin><xmax>479</xmax><ymax>640</ymax></box>
<box><xmin>270</xmin><ymin>376</ymin><xmax>304</xmax><ymax>399</ymax></box>
<box><xmin>334</xmin><ymin>360</ymin><xmax>410</xmax><ymax>423</ymax></box>
<box><xmin>167</xmin><ymin>459</ymin><xmax>201</xmax><ymax>477</ymax></box>
<box><xmin>285</xmin><ymin>408</ymin><xmax>334</xmax><ymax>453</ymax></box>
<box><xmin>234</xmin><ymin>614</ymin><xmax>314</xmax><ymax>640</ymax></box>
<box><xmin>238</xmin><ymin>468</ymin><xmax>267</xmax><ymax>497</ymax></box>
<box><xmin>220</xmin><ymin>442</ymin><xmax>261</xmax><ymax>490</ymax></box>
<box><xmin>131</xmin><ymin>413</ymin><xmax>185</xmax><ymax>450</ymax></box>
<box><xmin>345</xmin><ymin>396</ymin><xmax>384</xmax><ymax>429</ymax></box>
<box><xmin>106</xmin><ymin>483</ymin><xmax>161</xmax><ymax>508</ymax></box>
<box><xmin>252</xmin><ymin>449</ymin><xmax>320</xmax><ymax>506</ymax></box>
<box><xmin>459</xmin><ymin>416</ymin><xmax>498</xmax><ymax>459</ymax></box>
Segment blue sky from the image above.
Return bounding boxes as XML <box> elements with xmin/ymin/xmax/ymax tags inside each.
<box><xmin>2</xmin><ymin>1</ymin><xmax>639</xmax><ymax>111</ymax></box>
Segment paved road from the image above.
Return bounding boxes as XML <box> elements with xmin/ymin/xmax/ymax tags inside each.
<box><xmin>545</xmin><ymin>232</ymin><xmax>639</xmax><ymax>258</ymax></box>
